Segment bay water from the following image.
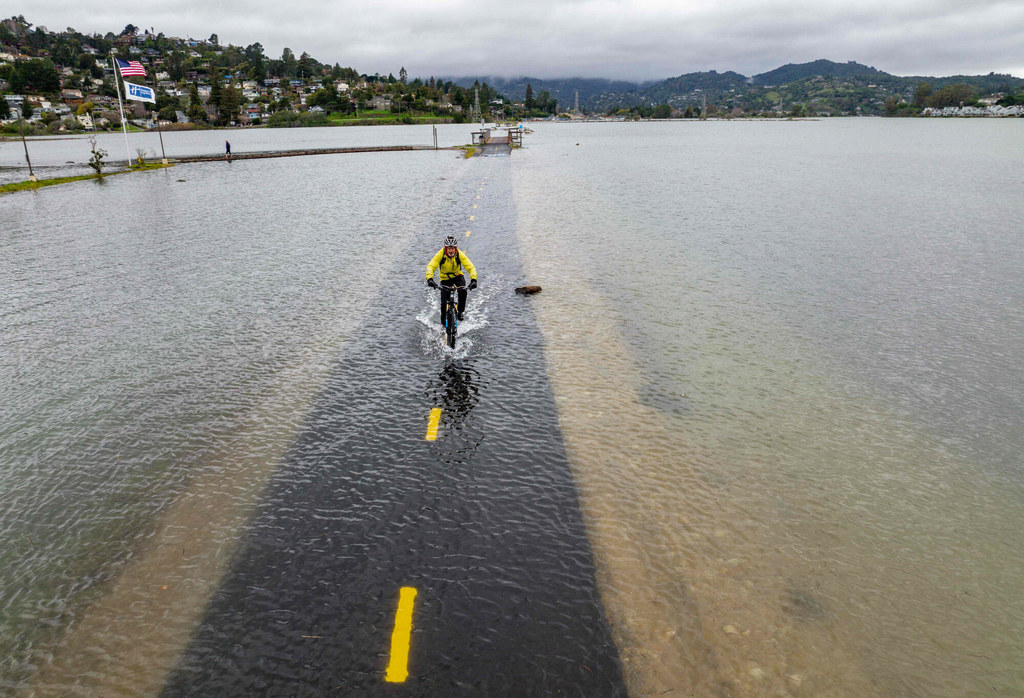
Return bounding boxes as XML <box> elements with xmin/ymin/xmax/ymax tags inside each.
<box><xmin>1</xmin><ymin>119</ymin><xmax>1023</xmax><ymax>695</ymax></box>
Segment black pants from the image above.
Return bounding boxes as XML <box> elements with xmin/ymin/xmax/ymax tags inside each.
<box><xmin>440</xmin><ymin>275</ymin><xmax>467</xmax><ymax>324</ymax></box>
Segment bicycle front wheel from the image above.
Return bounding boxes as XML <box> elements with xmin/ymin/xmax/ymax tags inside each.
<box><xmin>446</xmin><ymin>305</ymin><xmax>458</xmax><ymax>348</ymax></box>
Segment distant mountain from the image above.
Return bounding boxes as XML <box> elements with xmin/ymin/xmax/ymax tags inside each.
<box><xmin>449</xmin><ymin>59</ymin><xmax>1024</xmax><ymax>116</ymax></box>
<box><xmin>752</xmin><ymin>59</ymin><xmax>889</xmax><ymax>85</ymax></box>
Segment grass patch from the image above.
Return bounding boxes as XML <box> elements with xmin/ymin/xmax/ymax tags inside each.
<box><xmin>0</xmin><ymin>163</ymin><xmax>173</xmax><ymax>194</ymax></box>
<box><xmin>326</xmin><ymin>112</ymin><xmax>454</xmax><ymax>126</ymax></box>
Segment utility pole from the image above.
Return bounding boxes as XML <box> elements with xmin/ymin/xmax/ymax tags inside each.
<box><xmin>19</xmin><ymin>114</ymin><xmax>36</xmax><ymax>181</ymax></box>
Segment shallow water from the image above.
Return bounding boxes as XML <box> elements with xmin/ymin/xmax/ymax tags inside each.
<box><xmin>513</xmin><ymin>119</ymin><xmax>1024</xmax><ymax>695</ymax></box>
<box><xmin>2</xmin><ymin>119</ymin><xmax>1023</xmax><ymax>695</ymax></box>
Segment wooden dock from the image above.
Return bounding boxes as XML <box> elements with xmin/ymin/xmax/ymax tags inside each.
<box><xmin>468</xmin><ymin>126</ymin><xmax>523</xmax><ymax>156</ymax></box>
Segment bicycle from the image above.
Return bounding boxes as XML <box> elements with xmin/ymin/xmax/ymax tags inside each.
<box><xmin>437</xmin><ymin>283</ymin><xmax>467</xmax><ymax>349</ymax></box>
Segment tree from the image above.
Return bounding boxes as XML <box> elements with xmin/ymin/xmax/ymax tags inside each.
<box><xmin>0</xmin><ymin>98</ymin><xmax>9</xmax><ymax>120</ymax></box>
<box><xmin>10</xmin><ymin>58</ymin><xmax>61</xmax><ymax>93</ymax></box>
<box><xmin>399</xmin><ymin>66</ymin><xmax>407</xmax><ymax>84</ymax></box>
<box><xmin>121</xmin><ymin>24</ymin><xmax>138</xmax><ymax>37</ymax></box>
<box><xmin>209</xmin><ymin>33</ymin><xmax>219</xmax><ymax>47</ymax></box>
<box><xmin>281</xmin><ymin>48</ymin><xmax>296</xmax><ymax>77</ymax></box>
<box><xmin>210</xmin><ymin>68</ymin><xmax>222</xmax><ymax>109</ymax></box>
<box><xmin>296</xmin><ymin>52</ymin><xmax>315</xmax><ymax>80</ymax></box>
<box><xmin>652</xmin><ymin>104</ymin><xmax>672</xmax><ymax>119</ymax></box>
<box><xmin>219</xmin><ymin>85</ymin><xmax>240</xmax><ymax>124</ymax></box>
<box><xmin>245</xmin><ymin>43</ymin><xmax>266</xmax><ymax>82</ymax></box>
<box><xmin>188</xmin><ymin>84</ymin><xmax>206</xmax><ymax>122</ymax></box>
<box><xmin>525</xmin><ymin>83</ymin><xmax>534</xmax><ymax>110</ymax></box>
<box><xmin>913</xmin><ymin>82</ymin><xmax>933</xmax><ymax>108</ymax></box>
<box><xmin>927</xmin><ymin>84</ymin><xmax>976</xmax><ymax>109</ymax></box>
<box><xmin>87</xmin><ymin>136</ymin><xmax>107</xmax><ymax>176</ymax></box>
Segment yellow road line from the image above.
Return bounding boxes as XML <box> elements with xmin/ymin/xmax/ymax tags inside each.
<box><xmin>473</xmin><ymin>204</ymin><xmax>478</xmax><ymax>209</ymax></box>
<box><xmin>469</xmin><ymin>215</ymin><xmax>475</xmax><ymax>221</ymax></box>
<box><xmin>425</xmin><ymin>408</ymin><xmax>442</xmax><ymax>441</ymax></box>
<box><xmin>385</xmin><ymin>586</ymin><xmax>418</xmax><ymax>682</ymax></box>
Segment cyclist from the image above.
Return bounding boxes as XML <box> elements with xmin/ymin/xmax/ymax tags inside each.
<box><xmin>426</xmin><ymin>235</ymin><xmax>478</xmax><ymax>324</ymax></box>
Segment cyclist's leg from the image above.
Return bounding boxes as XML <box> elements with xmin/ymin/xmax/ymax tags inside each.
<box><xmin>440</xmin><ymin>283</ymin><xmax>453</xmax><ymax>325</ymax></box>
<box><xmin>454</xmin><ymin>275</ymin><xmax>467</xmax><ymax>319</ymax></box>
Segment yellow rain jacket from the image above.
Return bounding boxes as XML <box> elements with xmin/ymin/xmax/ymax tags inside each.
<box><xmin>426</xmin><ymin>248</ymin><xmax>477</xmax><ymax>283</ymax></box>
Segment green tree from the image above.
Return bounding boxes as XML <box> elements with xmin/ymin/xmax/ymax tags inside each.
<box><xmin>210</xmin><ymin>68</ymin><xmax>222</xmax><ymax>109</ymax></box>
<box><xmin>0</xmin><ymin>98</ymin><xmax>9</xmax><ymax>120</ymax></box>
<box><xmin>10</xmin><ymin>58</ymin><xmax>61</xmax><ymax>93</ymax></box>
<box><xmin>188</xmin><ymin>83</ymin><xmax>206</xmax><ymax>123</ymax></box>
<box><xmin>399</xmin><ymin>66</ymin><xmax>407</xmax><ymax>84</ymax></box>
<box><xmin>245</xmin><ymin>43</ymin><xmax>266</xmax><ymax>82</ymax></box>
<box><xmin>219</xmin><ymin>85</ymin><xmax>240</xmax><ymax>124</ymax></box>
<box><xmin>166</xmin><ymin>50</ymin><xmax>186</xmax><ymax>81</ymax></box>
<box><xmin>524</xmin><ymin>83</ymin><xmax>534</xmax><ymax>110</ymax></box>
<box><xmin>280</xmin><ymin>48</ymin><xmax>297</xmax><ymax>77</ymax></box>
<box><xmin>927</xmin><ymin>84</ymin><xmax>976</xmax><ymax>109</ymax></box>
<box><xmin>913</xmin><ymin>82</ymin><xmax>933</xmax><ymax>108</ymax></box>
<box><xmin>652</xmin><ymin>104</ymin><xmax>672</xmax><ymax>119</ymax></box>
<box><xmin>296</xmin><ymin>51</ymin><xmax>315</xmax><ymax>80</ymax></box>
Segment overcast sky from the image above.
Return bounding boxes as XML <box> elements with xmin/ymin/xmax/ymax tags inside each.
<box><xmin>15</xmin><ymin>0</ymin><xmax>1024</xmax><ymax>82</ymax></box>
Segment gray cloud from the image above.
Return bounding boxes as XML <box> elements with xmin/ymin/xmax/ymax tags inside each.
<box><xmin>18</xmin><ymin>0</ymin><xmax>1024</xmax><ymax>81</ymax></box>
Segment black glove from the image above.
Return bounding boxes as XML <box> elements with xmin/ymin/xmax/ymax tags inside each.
<box><xmin>469</xmin><ymin>278</ymin><xmax>478</xmax><ymax>290</ymax></box>
<box><xmin>427</xmin><ymin>278</ymin><xmax>439</xmax><ymax>289</ymax></box>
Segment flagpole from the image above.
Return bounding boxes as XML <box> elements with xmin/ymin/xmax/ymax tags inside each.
<box><xmin>111</xmin><ymin>53</ymin><xmax>132</xmax><ymax>168</ymax></box>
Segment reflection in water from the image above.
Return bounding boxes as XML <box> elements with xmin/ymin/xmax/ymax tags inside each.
<box><xmin>425</xmin><ymin>362</ymin><xmax>482</xmax><ymax>468</ymax></box>
<box><xmin>433</xmin><ymin>362</ymin><xmax>480</xmax><ymax>421</ymax></box>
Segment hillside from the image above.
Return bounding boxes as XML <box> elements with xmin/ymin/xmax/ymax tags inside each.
<box><xmin>451</xmin><ymin>60</ymin><xmax>1024</xmax><ymax>116</ymax></box>
<box><xmin>752</xmin><ymin>59</ymin><xmax>889</xmax><ymax>85</ymax></box>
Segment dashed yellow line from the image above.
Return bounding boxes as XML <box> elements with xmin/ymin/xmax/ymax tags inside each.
<box><xmin>425</xmin><ymin>408</ymin><xmax>442</xmax><ymax>441</ymax></box>
<box><xmin>465</xmin><ymin>230</ymin><xmax>471</xmax><ymax>237</ymax></box>
<box><xmin>385</xmin><ymin>586</ymin><xmax>418</xmax><ymax>682</ymax></box>
<box><xmin>473</xmin><ymin>204</ymin><xmax>478</xmax><ymax>209</ymax></box>
<box><xmin>469</xmin><ymin>215</ymin><xmax>475</xmax><ymax>221</ymax></box>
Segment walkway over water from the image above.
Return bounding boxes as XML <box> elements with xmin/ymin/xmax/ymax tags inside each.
<box><xmin>172</xmin><ymin>144</ymin><xmax>453</xmax><ymax>163</ymax></box>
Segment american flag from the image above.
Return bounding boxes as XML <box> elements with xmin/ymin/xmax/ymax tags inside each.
<box><xmin>116</xmin><ymin>58</ymin><xmax>147</xmax><ymax>77</ymax></box>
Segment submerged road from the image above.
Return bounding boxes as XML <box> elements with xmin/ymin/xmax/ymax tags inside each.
<box><xmin>162</xmin><ymin>155</ymin><xmax>626</xmax><ymax>695</ymax></box>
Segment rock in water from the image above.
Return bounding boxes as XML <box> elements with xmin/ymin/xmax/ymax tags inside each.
<box><xmin>515</xmin><ymin>286</ymin><xmax>542</xmax><ymax>295</ymax></box>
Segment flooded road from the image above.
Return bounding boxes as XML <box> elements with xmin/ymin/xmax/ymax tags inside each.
<box><xmin>4</xmin><ymin>120</ymin><xmax>1024</xmax><ymax>695</ymax></box>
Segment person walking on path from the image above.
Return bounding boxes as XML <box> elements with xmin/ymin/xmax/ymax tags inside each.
<box><xmin>426</xmin><ymin>235</ymin><xmax>478</xmax><ymax>323</ymax></box>
<box><xmin>225</xmin><ymin>140</ymin><xmax>231</xmax><ymax>161</ymax></box>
